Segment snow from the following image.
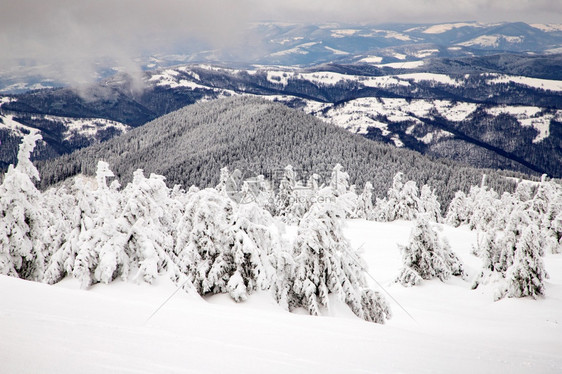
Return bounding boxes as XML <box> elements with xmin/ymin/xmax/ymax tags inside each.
<box><xmin>0</xmin><ymin>112</ymin><xmax>130</xmax><ymax>141</ymax></box>
<box><xmin>412</xmin><ymin>49</ymin><xmax>439</xmax><ymax>58</ymax></box>
<box><xmin>316</xmin><ymin>97</ymin><xmax>438</xmax><ymax>139</ymax></box>
<box><xmin>486</xmin><ymin>74</ymin><xmax>562</xmax><ymax>92</ymax></box>
<box><xmin>506</xmin><ymin>177</ymin><xmax>541</xmax><ymax>186</ymax></box>
<box><xmin>505</xmin><ymin>36</ymin><xmax>523</xmax><ymax>43</ymax></box>
<box><xmin>149</xmin><ymin>69</ymin><xmax>208</xmax><ymax>90</ymax></box>
<box><xmin>0</xmin><ymin>82</ymin><xmax>52</xmax><ymax>93</ymax></box>
<box><xmin>393</xmin><ymin>53</ymin><xmax>407</xmax><ymax>60</ymax></box>
<box><xmin>300</xmin><ymin>98</ymin><xmax>331</xmax><ymax>114</ymax></box>
<box><xmin>390</xmin><ymin>135</ymin><xmax>404</xmax><ymax>147</ymax></box>
<box><xmin>530</xmin><ymin>24</ymin><xmax>562</xmax><ymax>32</ymax></box>
<box><xmin>380</xmin><ymin>30</ymin><xmax>412</xmax><ymax>41</ymax></box>
<box><xmin>433</xmin><ymin>100</ymin><xmax>478</xmax><ymax>122</ymax></box>
<box><xmin>2</xmin><ymin>219</ymin><xmax>561</xmax><ymax>373</ymax></box>
<box><xmin>299</xmin><ymin>71</ymin><xmax>352</xmax><ymax>86</ymax></box>
<box><xmin>486</xmin><ymin>105</ymin><xmax>543</xmax><ymax>118</ymax></box>
<box><xmin>485</xmin><ymin>105</ymin><xmax>562</xmax><ymax>143</ymax></box>
<box><xmin>546</xmin><ymin>47</ymin><xmax>562</xmax><ymax>54</ymax></box>
<box><xmin>0</xmin><ymin>96</ymin><xmax>16</xmax><ymax>107</ymax></box>
<box><xmin>324</xmin><ymin>109</ymin><xmax>389</xmax><ymax>136</ymax></box>
<box><xmin>0</xmin><ymin>114</ymin><xmax>38</xmax><ymax>135</ymax></box>
<box><xmin>270</xmin><ymin>42</ymin><xmax>318</xmax><ymax>57</ymax></box>
<box><xmin>176</xmin><ymin>67</ymin><xmax>201</xmax><ymax>80</ymax></box>
<box><xmin>194</xmin><ymin>64</ymin><xmax>224</xmax><ymax>72</ymax></box>
<box><xmin>266</xmin><ymin>71</ymin><xmax>293</xmax><ymax>86</ymax></box>
<box><xmin>419</xmin><ymin>132</ymin><xmax>434</xmax><ymax>144</ymax></box>
<box><xmin>358</xmin><ymin>55</ymin><xmax>383</xmax><ymax>64</ymax></box>
<box><xmin>294</xmin><ymin>94</ymin><xmax>555</xmax><ymax>144</ymax></box>
<box><xmin>375</xmin><ymin>60</ymin><xmax>425</xmax><ymax>69</ymax></box>
<box><xmin>330</xmin><ymin>29</ymin><xmax>359</xmax><ymax>38</ymax></box>
<box><xmin>361</xmin><ymin>76</ymin><xmax>410</xmax><ymax>88</ymax></box>
<box><xmin>397</xmin><ymin>73</ymin><xmax>462</xmax><ymax>86</ymax></box>
<box><xmin>324</xmin><ymin>46</ymin><xmax>349</xmax><ymax>55</ymax></box>
<box><xmin>458</xmin><ymin>35</ymin><xmax>523</xmax><ymax>48</ymax></box>
<box><xmin>55</xmin><ymin>116</ymin><xmax>130</xmax><ymax>141</ymax></box>
<box><xmin>423</xmin><ymin>22</ymin><xmax>483</xmax><ymax>34</ymax></box>
<box><xmin>459</xmin><ymin>35</ymin><xmax>500</xmax><ymax>47</ymax></box>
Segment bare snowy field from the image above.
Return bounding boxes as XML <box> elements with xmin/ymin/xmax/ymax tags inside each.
<box><xmin>1</xmin><ymin>220</ymin><xmax>561</xmax><ymax>374</ymax></box>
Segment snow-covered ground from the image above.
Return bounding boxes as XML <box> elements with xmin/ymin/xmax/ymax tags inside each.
<box><xmin>422</xmin><ymin>22</ymin><xmax>484</xmax><ymax>34</ymax></box>
<box><xmin>486</xmin><ymin>74</ymin><xmax>562</xmax><ymax>92</ymax></box>
<box><xmin>0</xmin><ymin>109</ymin><xmax>130</xmax><ymax>140</ymax></box>
<box><xmin>1</xmin><ymin>219</ymin><xmax>561</xmax><ymax>374</ymax></box>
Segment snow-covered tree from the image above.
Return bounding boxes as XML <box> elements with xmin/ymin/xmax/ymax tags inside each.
<box><xmin>281</xmin><ymin>202</ymin><xmax>390</xmax><ymax>323</ymax></box>
<box><xmin>174</xmin><ymin>188</ymin><xmax>276</xmax><ymax>301</ymax></box>
<box><xmin>71</xmin><ymin>161</ymin><xmax>129</xmax><ymax>287</ymax></box>
<box><xmin>418</xmin><ymin>185</ymin><xmax>441</xmax><ymax>222</ymax></box>
<box><xmin>513</xmin><ymin>181</ymin><xmax>533</xmax><ymax>203</ymax></box>
<box><xmin>380</xmin><ymin>172</ymin><xmax>421</xmax><ymax>221</ymax></box>
<box><xmin>43</xmin><ymin>176</ymin><xmax>96</xmax><ymax>284</ymax></box>
<box><xmin>340</xmin><ymin>184</ymin><xmax>359</xmax><ymax>219</ymax></box>
<box><xmin>240</xmin><ymin>175</ymin><xmax>275</xmax><ymax>214</ymax></box>
<box><xmin>174</xmin><ymin>188</ymin><xmax>232</xmax><ymax>293</ymax></box>
<box><xmin>306</xmin><ymin>173</ymin><xmax>321</xmax><ymax>193</ymax></box>
<box><xmin>215</xmin><ymin>166</ymin><xmax>230</xmax><ymax>196</ymax></box>
<box><xmin>41</xmin><ymin>185</ymin><xmax>80</xmax><ymax>284</ymax></box>
<box><xmin>275</xmin><ymin>165</ymin><xmax>306</xmax><ymax>224</ymax></box>
<box><xmin>445</xmin><ymin>190</ymin><xmax>468</xmax><ymax>227</ymax></box>
<box><xmin>552</xmin><ymin>211</ymin><xmax>562</xmax><ymax>252</ymax></box>
<box><xmin>398</xmin><ymin>181</ymin><xmax>421</xmax><ymax>220</ymax></box>
<box><xmin>396</xmin><ymin>216</ymin><xmax>464</xmax><ymax>286</ymax></box>
<box><xmin>529</xmin><ymin>175</ymin><xmax>555</xmax><ymax>219</ymax></box>
<box><xmin>493</xmin><ymin>192</ymin><xmax>517</xmax><ymax>229</ymax></box>
<box><xmin>503</xmin><ymin>223</ymin><xmax>547</xmax><ymax>299</ymax></box>
<box><xmin>372</xmin><ymin>197</ymin><xmax>390</xmax><ymax>221</ymax></box>
<box><xmin>329</xmin><ymin>163</ymin><xmax>349</xmax><ymax>197</ymax></box>
<box><xmin>356</xmin><ymin>182</ymin><xmax>374</xmax><ymax>220</ymax></box>
<box><xmin>473</xmin><ymin>206</ymin><xmax>551</xmax><ymax>300</ymax></box>
<box><xmin>119</xmin><ymin>170</ymin><xmax>179</xmax><ymax>283</ymax></box>
<box><xmin>467</xmin><ymin>184</ymin><xmax>499</xmax><ymax>231</ymax></box>
<box><xmin>0</xmin><ymin>133</ymin><xmax>48</xmax><ymax>280</ymax></box>
<box><xmin>227</xmin><ymin>202</ymin><xmax>280</xmax><ymax>301</ymax></box>
<box><xmin>533</xmin><ymin>179</ymin><xmax>562</xmax><ymax>254</ymax></box>
<box><xmin>382</xmin><ymin>172</ymin><xmax>404</xmax><ymax>221</ymax></box>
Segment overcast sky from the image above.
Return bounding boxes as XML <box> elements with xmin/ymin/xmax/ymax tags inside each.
<box><xmin>2</xmin><ymin>0</ymin><xmax>561</xmax><ymax>86</ymax></box>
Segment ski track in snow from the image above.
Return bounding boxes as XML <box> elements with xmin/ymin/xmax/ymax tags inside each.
<box><xmin>1</xmin><ymin>220</ymin><xmax>561</xmax><ymax>374</ymax></box>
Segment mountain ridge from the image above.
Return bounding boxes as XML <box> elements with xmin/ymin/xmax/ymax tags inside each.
<box><xmin>36</xmin><ymin>96</ymin><xmax>521</xmax><ymax>207</ymax></box>
<box><xmin>3</xmin><ymin>52</ymin><xmax>561</xmax><ymax>177</ymax></box>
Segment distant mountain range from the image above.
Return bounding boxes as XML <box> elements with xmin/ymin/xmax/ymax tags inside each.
<box><xmin>2</xmin><ymin>21</ymin><xmax>562</xmax><ymax>93</ymax></box>
<box><xmin>1</xmin><ymin>21</ymin><xmax>561</xmax><ymax>179</ymax></box>
<box><xmin>243</xmin><ymin>21</ymin><xmax>562</xmax><ymax>66</ymax></box>
<box><xmin>2</xmin><ymin>51</ymin><xmax>561</xmax><ymax>177</ymax></box>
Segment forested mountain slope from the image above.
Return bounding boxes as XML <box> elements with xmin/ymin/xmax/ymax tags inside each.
<box><xmin>37</xmin><ymin>97</ymin><xmax>520</xmax><ymax>205</ymax></box>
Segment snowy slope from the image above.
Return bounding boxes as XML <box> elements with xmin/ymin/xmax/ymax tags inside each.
<box><xmin>1</xmin><ymin>219</ymin><xmax>561</xmax><ymax>374</ymax></box>
<box><xmin>0</xmin><ymin>103</ymin><xmax>130</xmax><ymax>141</ymax></box>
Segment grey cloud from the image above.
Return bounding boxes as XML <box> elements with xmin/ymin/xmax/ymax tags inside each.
<box><xmin>1</xmin><ymin>0</ymin><xmax>561</xmax><ymax>90</ymax></box>
<box><xmin>1</xmin><ymin>0</ymin><xmax>253</xmax><ymax>88</ymax></box>
<box><xmin>255</xmin><ymin>0</ymin><xmax>562</xmax><ymax>24</ymax></box>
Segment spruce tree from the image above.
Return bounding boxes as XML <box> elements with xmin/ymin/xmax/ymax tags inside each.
<box><xmin>397</xmin><ymin>216</ymin><xmax>464</xmax><ymax>286</ymax></box>
<box><xmin>356</xmin><ymin>181</ymin><xmax>374</xmax><ymax>220</ymax></box>
<box><xmin>0</xmin><ymin>133</ymin><xmax>47</xmax><ymax>280</ymax></box>
<box><xmin>504</xmin><ymin>224</ymin><xmax>547</xmax><ymax>299</ymax></box>
<box><xmin>445</xmin><ymin>190</ymin><xmax>468</xmax><ymax>227</ymax></box>
<box><xmin>282</xmin><ymin>202</ymin><xmax>391</xmax><ymax>323</ymax></box>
